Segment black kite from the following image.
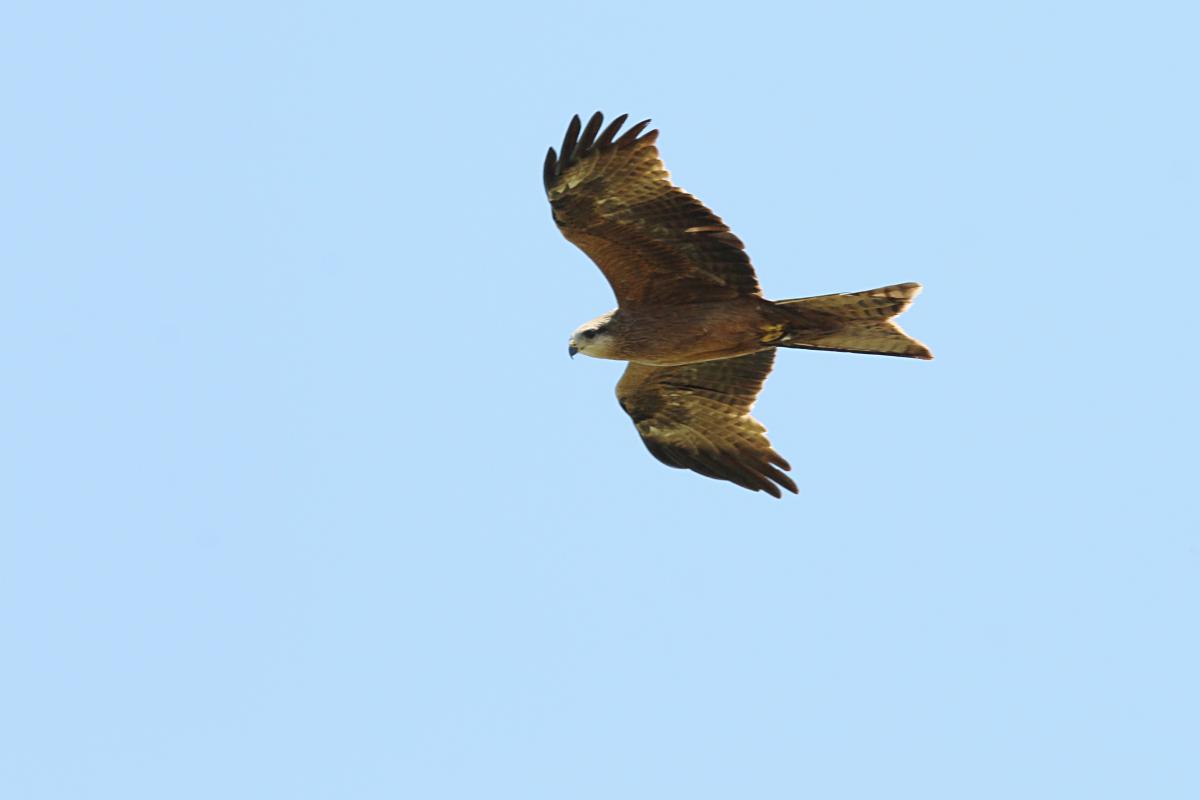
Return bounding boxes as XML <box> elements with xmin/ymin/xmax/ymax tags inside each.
<box><xmin>544</xmin><ymin>113</ymin><xmax>931</xmax><ymax>497</ymax></box>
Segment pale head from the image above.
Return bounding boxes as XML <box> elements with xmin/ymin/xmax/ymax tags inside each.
<box><xmin>568</xmin><ymin>311</ymin><xmax>618</xmax><ymax>360</ymax></box>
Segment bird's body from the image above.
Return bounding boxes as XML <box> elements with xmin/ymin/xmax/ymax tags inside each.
<box><xmin>545</xmin><ymin>112</ymin><xmax>931</xmax><ymax>496</ymax></box>
<box><xmin>573</xmin><ymin>298</ymin><xmax>790</xmax><ymax>366</ymax></box>
<box><xmin>573</xmin><ymin>296</ymin><xmax>872</xmax><ymax>366</ymax></box>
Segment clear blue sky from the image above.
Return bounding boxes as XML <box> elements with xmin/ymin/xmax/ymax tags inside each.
<box><xmin>3</xmin><ymin>2</ymin><xmax>1197</xmax><ymax>797</ymax></box>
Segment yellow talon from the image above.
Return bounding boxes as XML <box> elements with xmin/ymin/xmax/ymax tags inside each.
<box><xmin>760</xmin><ymin>324</ymin><xmax>785</xmax><ymax>343</ymax></box>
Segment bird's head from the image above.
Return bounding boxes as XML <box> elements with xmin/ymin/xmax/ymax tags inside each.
<box><xmin>568</xmin><ymin>312</ymin><xmax>617</xmax><ymax>359</ymax></box>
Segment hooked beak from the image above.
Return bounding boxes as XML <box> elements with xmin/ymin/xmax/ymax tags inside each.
<box><xmin>568</xmin><ymin>343</ymin><xmax>578</xmax><ymax>359</ymax></box>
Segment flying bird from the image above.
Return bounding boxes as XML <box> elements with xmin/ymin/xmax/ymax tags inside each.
<box><xmin>544</xmin><ymin>112</ymin><xmax>931</xmax><ymax>497</ymax></box>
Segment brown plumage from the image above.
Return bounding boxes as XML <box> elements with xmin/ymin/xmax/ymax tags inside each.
<box><xmin>545</xmin><ymin>112</ymin><xmax>932</xmax><ymax>497</ymax></box>
<box><xmin>616</xmin><ymin>351</ymin><xmax>796</xmax><ymax>496</ymax></box>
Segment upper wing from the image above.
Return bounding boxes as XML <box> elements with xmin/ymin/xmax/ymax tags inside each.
<box><xmin>544</xmin><ymin>112</ymin><xmax>761</xmax><ymax>307</ymax></box>
<box><xmin>615</xmin><ymin>350</ymin><xmax>797</xmax><ymax>497</ymax></box>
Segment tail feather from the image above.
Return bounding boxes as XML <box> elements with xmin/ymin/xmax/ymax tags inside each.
<box><xmin>776</xmin><ymin>282</ymin><xmax>932</xmax><ymax>360</ymax></box>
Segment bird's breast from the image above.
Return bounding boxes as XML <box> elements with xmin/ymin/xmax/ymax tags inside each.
<box><xmin>612</xmin><ymin>301</ymin><xmax>772</xmax><ymax>366</ymax></box>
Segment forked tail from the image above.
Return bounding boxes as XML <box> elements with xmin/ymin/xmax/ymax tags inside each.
<box><xmin>775</xmin><ymin>282</ymin><xmax>933</xmax><ymax>359</ymax></box>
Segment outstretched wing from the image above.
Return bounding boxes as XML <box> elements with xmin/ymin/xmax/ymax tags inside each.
<box><xmin>615</xmin><ymin>350</ymin><xmax>797</xmax><ymax>497</ymax></box>
<box><xmin>544</xmin><ymin>112</ymin><xmax>761</xmax><ymax>307</ymax></box>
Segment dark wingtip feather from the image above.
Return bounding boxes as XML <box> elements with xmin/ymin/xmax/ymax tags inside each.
<box><xmin>597</xmin><ymin>113</ymin><xmax>628</xmax><ymax>147</ymax></box>
<box><xmin>766</xmin><ymin>466</ymin><xmax>799</xmax><ymax>495</ymax></box>
<box><xmin>559</xmin><ymin>114</ymin><xmax>582</xmax><ymax>166</ymax></box>
<box><xmin>542</xmin><ymin>147</ymin><xmax>557</xmax><ymax>191</ymax></box>
<box><xmin>616</xmin><ymin>119</ymin><xmax>652</xmax><ymax>146</ymax></box>
<box><xmin>578</xmin><ymin>111</ymin><xmax>603</xmax><ymax>151</ymax></box>
<box><xmin>748</xmin><ymin>453</ymin><xmax>796</xmax><ymax>496</ymax></box>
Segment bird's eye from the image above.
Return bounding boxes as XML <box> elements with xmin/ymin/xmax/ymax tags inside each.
<box><xmin>582</xmin><ymin>329</ymin><xmax>597</xmax><ymax>339</ymax></box>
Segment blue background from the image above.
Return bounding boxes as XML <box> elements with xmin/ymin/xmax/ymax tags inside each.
<box><xmin>3</xmin><ymin>1</ymin><xmax>1197</xmax><ymax>797</ymax></box>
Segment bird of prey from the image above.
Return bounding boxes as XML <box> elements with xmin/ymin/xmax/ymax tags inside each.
<box><xmin>544</xmin><ymin>112</ymin><xmax>931</xmax><ymax>497</ymax></box>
